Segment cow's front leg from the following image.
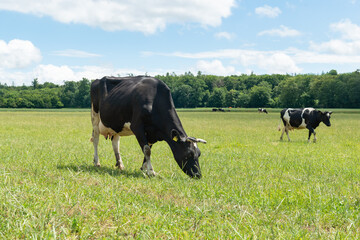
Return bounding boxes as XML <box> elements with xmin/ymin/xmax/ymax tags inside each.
<box><xmin>307</xmin><ymin>127</ymin><xmax>316</xmax><ymax>143</ymax></box>
<box><xmin>132</xmin><ymin>122</ymin><xmax>156</xmax><ymax>177</ymax></box>
<box><xmin>140</xmin><ymin>144</ymin><xmax>156</xmax><ymax>177</ymax></box>
<box><xmin>311</xmin><ymin>130</ymin><xmax>317</xmax><ymax>143</ymax></box>
<box><xmin>112</xmin><ymin>135</ymin><xmax>124</xmax><ymax>170</ymax></box>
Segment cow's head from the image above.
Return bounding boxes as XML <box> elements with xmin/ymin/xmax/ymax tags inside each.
<box><xmin>170</xmin><ymin>130</ymin><xmax>206</xmax><ymax>179</ymax></box>
<box><xmin>320</xmin><ymin>111</ymin><xmax>332</xmax><ymax>126</ymax></box>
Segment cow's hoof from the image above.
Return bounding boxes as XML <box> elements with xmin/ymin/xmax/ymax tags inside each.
<box><xmin>116</xmin><ymin>164</ymin><xmax>125</xmax><ymax>170</ymax></box>
<box><xmin>140</xmin><ymin>167</ymin><xmax>156</xmax><ymax>177</ymax></box>
<box><xmin>115</xmin><ymin>162</ymin><xmax>125</xmax><ymax>170</ymax></box>
<box><xmin>147</xmin><ymin>170</ymin><xmax>156</xmax><ymax>177</ymax></box>
<box><xmin>94</xmin><ymin>163</ymin><xmax>101</xmax><ymax>167</ymax></box>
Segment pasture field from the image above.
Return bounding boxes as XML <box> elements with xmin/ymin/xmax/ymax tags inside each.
<box><xmin>0</xmin><ymin>109</ymin><xmax>360</xmax><ymax>239</ymax></box>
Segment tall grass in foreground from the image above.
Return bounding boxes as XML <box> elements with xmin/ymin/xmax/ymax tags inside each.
<box><xmin>0</xmin><ymin>110</ymin><xmax>359</xmax><ymax>239</ymax></box>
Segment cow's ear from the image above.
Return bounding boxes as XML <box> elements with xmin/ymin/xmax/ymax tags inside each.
<box><xmin>171</xmin><ymin>129</ymin><xmax>181</xmax><ymax>142</ymax></box>
<box><xmin>329</xmin><ymin>111</ymin><xmax>333</xmax><ymax>115</ymax></box>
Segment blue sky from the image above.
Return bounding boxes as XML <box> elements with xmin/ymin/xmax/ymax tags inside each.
<box><xmin>1</xmin><ymin>0</ymin><xmax>360</xmax><ymax>85</ymax></box>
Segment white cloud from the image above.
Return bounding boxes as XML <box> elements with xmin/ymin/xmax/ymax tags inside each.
<box><xmin>0</xmin><ymin>39</ymin><xmax>42</xmax><ymax>69</ymax></box>
<box><xmin>258</xmin><ymin>25</ymin><xmax>301</xmax><ymax>37</ymax></box>
<box><xmin>309</xmin><ymin>19</ymin><xmax>360</xmax><ymax>55</ymax></box>
<box><xmin>33</xmin><ymin>64</ymin><xmax>78</xmax><ymax>84</ymax></box>
<box><xmin>147</xmin><ymin>46</ymin><xmax>360</xmax><ymax>74</ymax></box>
<box><xmin>196</xmin><ymin>60</ymin><xmax>236</xmax><ymax>75</ymax></box>
<box><xmin>52</xmin><ymin>49</ymin><xmax>101</xmax><ymax>58</ymax></box>
<box><xmin>310</xmin><ymin>39</ymin><xmax>360</xmax><ymax>55</ymax></box>
<box><xmin>255</xmin><ymin>5</ymin><xmax>281</xmax><ymax>18</ymax></box>
<box><xmin>32</xmin><ymin>64</ymin><xmax>147</xmax><ymax>84</ymax></box>
<box><xmin>257</xmin><ymin>53</ymin><xmax>301</xmax><ymax>74</ymax></box>
<box><xmin>290</xmin><ymin>48</ymin><xmax>360</xmax><ymax>64</ymax></box>
<box><xmin>148</xmin><ymin>49</ymin><xmax>301</xmax><ymax>74</ymax></box>
<box><xmin>0</xmin><ymin>0</ymin><xmax>236</xmax><ymax>34</ymax></box>
<box><xmin>0</xmin><ymin>64</ymin><xmax>167</xmax><ymax>86</ymax></box>
<box><xmin>330</xmin><ymin>19</ymin><xmax>360</xmax><ymax>40</ymax></box>
<box><xmin>215</xmin><ymin>32</ymin><xmax>235</xmax><ymax>40</ymax></box>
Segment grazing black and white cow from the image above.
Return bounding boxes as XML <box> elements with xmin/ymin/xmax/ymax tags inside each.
<box><xmin>212</xmin><ymin>108</ymin><xmax>225</xmax><ymax>112</ymax></box>
<box><xmin>90</xmin><ymin>76</ymin><xmax>206</xmax><ymax>178</ymax></box>
<box><xmin>258</xmin><ymin>108</ymin><xmax>268</xmax><ymax>114</ymax></box>
<box><xmin>279</xmin><ymin>108</ymin><xmax>332</xmax><ymax>142</ymax></box>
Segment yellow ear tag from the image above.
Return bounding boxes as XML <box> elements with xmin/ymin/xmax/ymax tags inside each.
<box><xmin>173</xmin><ymin>136</ymin><xmax>178</xmax><ymax>142</ymax></box>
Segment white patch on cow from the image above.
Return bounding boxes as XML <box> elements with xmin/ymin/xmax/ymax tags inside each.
<box><xmin>326</xmin><ymin>113</ymin><xmax>330</xmax><ymax>118</ymax></box>
<box><xmin>121</xmin><ymin>122</ymin><xmax>133</xmax><ymax>136</ymax></box>
<box><xmin>297</xmin><ymin>119</ymin><xmax>307</xmax><ymax>129</ymax></box>
<box><xmin>301</xmin><ymin>107</ymin><xmax>315</xmax><ymax>118</ymax></box>
<box><xmin>295</xmin><ymin>107</ymin><xmax>314</xmax><ymax>129</ymax></box>
<box><xmin>99</xmin><ymin>117</ymin><xmax>133</xmax><ymax>138</ymax></box>
<box><xmin>283</xmin><ymin>109</ymin><xmax>292</xmax><ymax>125</ymax></box>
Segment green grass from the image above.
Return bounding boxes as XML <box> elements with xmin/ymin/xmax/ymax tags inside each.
<box><xmin>0</xmin><ymin>110</ymin><xmax>359</xmax><ymax>239</ymax></box>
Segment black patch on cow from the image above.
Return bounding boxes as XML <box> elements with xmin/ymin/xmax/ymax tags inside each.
<box><xmin>288</xmin><ymin>109</ymin><xmax>303</xmax><ymax>127</ymax></box>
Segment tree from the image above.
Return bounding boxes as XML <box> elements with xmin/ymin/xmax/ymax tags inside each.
<box><xmin>61</xmin><ymin>81</ymin><xmax>78</xmax><ymax>107</ymax></box>
<box><xmin>225</xmin><ymin>89</ymin><xmax>239</xmax><ymax>107</ymax></box>
<box><xmin>278</xmin><ymin>78</ymin><xmax>301</xmax><ymax>107</ymax></box>
<box><xmin>32</xmin><ymin>78</ymin><xmax>39</xmax><ymax>90</ymax></box>
<box><xmin>345</xmin><ymin>73</ymin><xmax>360</xmax><ymax>108</ymax></box>
<box><xmin>0</xmin><ymin>69</ymin><xmax>358</xmax><ymax>109</ymax></box>
<box><xmin>248</xmin><ymin>81</ymin><xmax>273</xmax><ymax>107</ymax></box>
<box><xmin>328</xmin><ymin>69</ymin><xmax>338</xmax><ymax>75</ymax></box>
<box><xmin>75</xmin><ymin>78</ymin><xmax>91</xmax><ymax>108</ymax></box>
<box><xmin>209</xmin><ymin>88</ymin><xmax>226</xmax><ymax>107</ymax></box>
<box><xmin>236</xmin><ymin>92</ymin><xmax>250</xmax><ymax>108</ymax></box>
<box><xmin>173</xmin><ymin>84</ymin><xmax>192</xmax><ymax>108</ymax></box>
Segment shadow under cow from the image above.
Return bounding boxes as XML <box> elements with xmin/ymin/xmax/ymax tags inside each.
<box><xmin>56</xmin><ymin>164</ymin><xmax>146</xmax><ymax>178</ymax></box>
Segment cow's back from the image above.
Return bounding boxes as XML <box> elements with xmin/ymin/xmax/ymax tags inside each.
<box><xmin>91</xmin><ymin>76</ymin><xmax>175</xmax><ymax>134</ymax></box>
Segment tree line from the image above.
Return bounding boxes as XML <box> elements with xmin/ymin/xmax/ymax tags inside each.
<box><xmin>0</xmin><ymin>70</ymin><xmax>359</xmax><ymax>109</ymax></box>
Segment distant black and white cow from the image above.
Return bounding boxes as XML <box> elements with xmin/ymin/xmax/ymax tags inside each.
<box><xmin>258</xmin><ymin>108</ymin><xmax>268</xmax><ymax>114</ymax></box>
<box><xmin>279</xmin><ymin>108</ymin><xmax>332</xmax><ymax>142</ymax></box>
<box><xmin>90</xmin><ymin>76</ymin><xmax>206</xmax><ymax>178</ymax></box>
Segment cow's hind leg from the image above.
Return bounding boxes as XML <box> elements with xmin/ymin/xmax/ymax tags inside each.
<box><xmin>112</xmin><ymin>135</ymin><xmax>124</xmax><ymax>170</ymax></box>
<box><xmin>91</xmin><ymin>107</ymin><xmax>101</xmax><ymax>167</ymax></box>
<box><xmin>91</xmin><ymin>129</ymin><xmax>101</xmax><ymax>167</ymax></box>
<box><xmin>285</xmin><ymin>127</ymin><xmax>291</xmax><ymax>141</ymax></box>
<box><xmin>280</xmin><ymin>127</ymin><xmax>285</xmax><ymax>140</ymax></box>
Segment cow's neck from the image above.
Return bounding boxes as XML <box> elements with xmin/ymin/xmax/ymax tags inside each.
<box><xmin>157</xmin><ymin>108</ymin><xmax>186</xmax><ymax>143</ymax></box>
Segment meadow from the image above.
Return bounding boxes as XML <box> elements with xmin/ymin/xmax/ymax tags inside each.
<box><xmin>0</xmin><ymin>109</ymin><xmax>359</xmax><ymax>239</ymax></box>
